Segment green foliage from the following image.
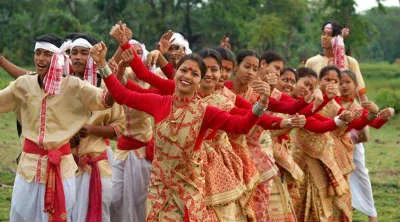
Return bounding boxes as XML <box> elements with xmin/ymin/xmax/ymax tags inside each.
<box><xmin>0</xmin><ymin>0</ymin><xmax>399</xmax><ymax>67</ymax></box>
<box><xmin>374</xmin><ymin>88</ymin><xmax>400</xmax><ymax>111</ymax></box>
<box><xmin>360</xmin><ymin>62</ymin><xmax>400</xmax><ymax>79</ymax></box>
<box><xmin>360</xmin><ymin>7</ymin><xmax>400</xmax><ymax>62</ymax></box>
<box><xmin>246</xmin><ymin>14</ymin><xmax>287</xmax><ymax>53</ymax></box>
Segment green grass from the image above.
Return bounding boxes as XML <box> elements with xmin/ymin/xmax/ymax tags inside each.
<box><xmin>0</xmin><ymin>65</ymin><xmax>399</xmax><ymax>220</ymax></box>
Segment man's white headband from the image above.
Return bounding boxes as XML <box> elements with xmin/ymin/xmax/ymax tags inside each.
<box><xmin>70</xmin><ymin>38</ymin><xmax>93</xmax><ymax>50</ymax></box>
<box><xmin>34</xmin><ymin>42</ymin><xmax>60</xmax><ymax>53</ymax></box>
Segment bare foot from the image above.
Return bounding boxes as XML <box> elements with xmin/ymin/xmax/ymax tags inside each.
<box><xmin>368</xmin><ymin>216</ymin><xmax>377</xmax><ymax>222</ymax></box>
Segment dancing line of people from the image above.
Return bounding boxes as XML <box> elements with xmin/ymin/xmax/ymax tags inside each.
<box><xmin>0</xmin><ymin>20</ymin><xmax>395</xmax><ymax>222</ymax></box>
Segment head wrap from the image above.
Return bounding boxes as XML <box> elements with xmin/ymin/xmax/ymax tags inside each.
<box><xmin>35</xmin><ymin>34</ymin><xmax>64</xmax><ymax>95</ymax></box>
<box><xmin>70</xmin><ymin>34</ymin><xmax>99</xmax><ymax>86</ymax></box>
<box><xmin>129</xmin><ymin>39</ymin><xmax>149</xmax><ymax>62</ymax></box>
<box><xmin>170</xmin><ymin>32</ymin><xmax>192</xmax><ymax>54</ymax></box>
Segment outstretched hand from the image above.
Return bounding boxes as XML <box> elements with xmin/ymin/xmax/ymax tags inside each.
<box><xmin>158</xmin><ymin>30</ymin><xmax>173</xmax><ymax>54</ymax></box>
<box><xmin>378</xmin><ymin>107</ymin><xmax>395</xmax><ymax>120</ymax></box>
<box><xmin>90</xmin><ymin>41</ymin><xmax>107</xmax><ymax>67</ymax></box>
<box><xmin>110</xmin><ymin>21</ymin><xmax>132</xmax><ymax>45</ymax></box>
<box><xmin>120</xmin><ymin>48</ymin><xmax>135</xmax><ymax>65</ymax></box>
<box><xmin>146</xmin><ymin>50</ymin><xmax>161</xmax><ymax>68</ymax></box>
<box><xmin>338</xmin><ymin>110</ymin><xmax>353</xmax><ymax>123</ymax></box>
<box><xmin>361</xmin><ymin>101</ymin><xmax>379</xmax><ymax>114</ymax></box>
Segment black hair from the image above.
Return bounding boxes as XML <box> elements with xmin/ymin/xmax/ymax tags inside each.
<box><xmin>236</xmin><ymin>50</ymin><xmax>259</xmax><ymax>65</ymax></box>
<box><xmin>341</xmin><ymin>69</ymin><xmax>358</xmax><ymax>86</ymax></box>
<box><xmin>176</xmin><ymin>53</ymin><xmax>207</xmax><ymax>78</ymax></box>
<box><xmin>198</xmin><ymin>48</ymin><xmax>222</xmax><ymax>69</ymax></box>
<box><xmin>297</xmin><ymin>67</ymin><xmax>317</xmax><ymax>80</ymax></box>
<box><xmin>281</xmin><ymin>67</ymin><xmax>298</xmax><ymax>81</ymax></box>
<box><xmin>71</xmin><ymin>33</ymin><xmax>99</xmax><ymax>45</ymax></box>
<box><xmin>260</xmin><ymin>50</ymin><xmax>285</xmax><ymax>65</ymax></box>
<box><xmin>64</xmin><ymin>33</ymin><xmax>81</xmax><ymax>41</ymax></box>
<box><xmin>36</xmin><ymin>34</ymin><xmax>63</xmax><ymax>48</ymax></box>
<box><xmin>321</xmin><ymin>20</ymin><xmax>343</xmax><ymax>37</ymax></box>
<box><xmin>319</xmin><ymin>65</ymin><xmax>341</xmax><ymax>80</ymax></box>
<box><xmin>215</xmin><ymin>47</ymin><xmax>236</xmax><ymax>66</ymax></box>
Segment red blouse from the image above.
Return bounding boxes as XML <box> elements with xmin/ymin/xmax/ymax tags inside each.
<box><xmin>104</xmin><ymin>74</ymin><xmax>260</xmax><ymax>149</ymax></box>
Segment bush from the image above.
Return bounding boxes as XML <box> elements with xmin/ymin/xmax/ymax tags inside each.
<box><xmin>360</xmin><ymin>62</ymin><xmax>400</xmax><ymax>79</ymax></box>
<box><xmin>374</xmin><ymin>88</ymin><xmax>400</xmax><ymax>112</ymax></box>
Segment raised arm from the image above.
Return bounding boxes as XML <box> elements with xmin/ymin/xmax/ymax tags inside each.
<box><xmin>91</xmin><ymin>41</ymin><xmax>170</xmax><ymax>122</ymax></box>
<box><xmin>120</xmin><ymin>43</ymin><xmax>175</xmax><ymax>95</ymax></box>
<box><xmin>0</xmin><ymin>54</ymin><xmax>31</xmax><ymax>79</ymax></box>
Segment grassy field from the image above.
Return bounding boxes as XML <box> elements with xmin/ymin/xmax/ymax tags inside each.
<box><xmin>0</xmin><ymin>66</ymin><xmax>399</xmax><ymax>221</ymax></box>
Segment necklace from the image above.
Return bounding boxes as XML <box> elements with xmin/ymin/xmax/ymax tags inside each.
<box><xmin>167</xmin><ymin>95</ymin><xmax>195</xmax><ymax>142</ymax></box>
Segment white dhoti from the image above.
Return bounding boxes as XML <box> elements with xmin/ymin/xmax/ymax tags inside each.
<box><xmin>349</xmin><ymin>142</ymin><xmax>377</xmax><ymax>217</ymax></box>
<box><xmin>110</xmin><ymin>151</ymin><xmax>152</xmax><ymax>222</ymax></box>
<box><xmin>72</xmin><ymin>172</ymin><xmax>112</xmax><ymax>222</ymax></box>
<box><xmin>9</xmin><ymin>174</ymin><xmax>76</xmax><ymax>222</ymax></box>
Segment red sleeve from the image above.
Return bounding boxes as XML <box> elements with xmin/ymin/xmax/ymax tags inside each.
<box><xmin>257</xmin><ymin>114</ymin><xmax>283</xmax><ymax>130</ymax></box>
<box><xmin>125</xmin><ymin>79</ymin><xmax>161</xmax><ymax>94</ymax></box>
<box><xmin>346</xmin><ymin>109</ymin><xmax>370</xmax><ymax>131</ymax></box>
<box><xmin>304</xmin><ymin>113</ymin><xmax>338</xmax><ymax>133</ymax></box>
<box><xmin>298</xmin><ymin>94</ymin><xmax>333</xmax><ymax>116</ymax></box>
<box><xmin>235</xmin><ymin>95</ymin><xmax>252</xmax><ymax>109</ymax></box>
<box><xmin>161</xmin><ymin>63</ymin><xmax>175</xmax><ymax>79</ymax></box>
<box><xmin>229</xmin><ymin>106</ymin><xmax>251</xmax><ymax>115</ymax></box>
<box><xmin>103</xmin><ymin>74</ymin><xmax>171</xmax><ymax>123</ymax></box>
<box><xmin>347</xmin><ymin>109</ymin><xmax>388</xmax><ymax>131</ymax></box>
<box><xmin>268</xmin><ymin>96</ymin><xmax>308</xmax><ymax>114</ymax></box>
<box><xmin>368</xmin><ymin>118</ymin><xmax>387</xmax><ymax>129</ymax></box>
<box><xmin>202</xmin><ymin>106</ymin><xmax>258</xmax><ymax>134</ymax></box>
<box><xmin>128</xmin><ymin>49</ymin><xmax>175</xmax><ymax>95</ymax></box>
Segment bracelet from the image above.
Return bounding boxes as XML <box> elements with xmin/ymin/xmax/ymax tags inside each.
<box><xmin>99</xmin><ymin>64</ymin><xmax>112</xmax><ymax>78</ymax></box>
<box><xmin>252</xmin><ymin>102</ymin><xmax>268</xmax><ymax>117</ymax></box>
<box><xmin>334</xmin><ymin>116</ymin><xmax>347</xmax><ymax>127</ymax></box>
<box><xmin>287</xmin><ymin>118</ymin><xmax>292</xmax><ymax>127</ymax></box>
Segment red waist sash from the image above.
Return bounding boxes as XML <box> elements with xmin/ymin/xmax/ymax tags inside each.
<box><xmin>23</xmin><ymin>139</ymin><xmax>71</xmax><ymax>222</ymax></box>
<box><xmin>117</xmin><ymin>135</ymin><xmax>154</xmax><ymax>161</ymax></box>
<box><xmin>77</xmin><ymin>151</ymin><xmax>108</xmax><ymax>222</ymax></box>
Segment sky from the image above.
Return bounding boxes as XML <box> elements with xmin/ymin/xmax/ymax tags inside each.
<box><xmin>355</xmin><ymin>0</ymin><xmax>399</xmax><ymax>13</ymax></box>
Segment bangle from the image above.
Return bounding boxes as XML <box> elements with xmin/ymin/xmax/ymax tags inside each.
<box><xmin>99</xmin><ymin>64</ymin><xmax>112</xmax><ymax>78</ymax></box>
<box><xmin>252</xmin><ymin>102</ymin><xmax>268</xmax><ymax>117</ymax></box>
<box><xmin>287</xmin><ymin>118</ymin><xmax>292</xmax><ymax>127</ymax></box>
<box><xmin>334</xmin><ymin>116</ymin><xmax>347</xmax><ymax>127</ymax></box>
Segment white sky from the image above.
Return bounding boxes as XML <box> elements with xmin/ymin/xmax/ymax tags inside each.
<box><xmin>355</xmin><ymin>0</ymin><xmax>399</xmax><ymax>13</ymax></box>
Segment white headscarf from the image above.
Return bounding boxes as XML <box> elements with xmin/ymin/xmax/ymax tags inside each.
<box><xmin>170</xmin><ymin>32</ymin><xmax>192</xmax><ymax>54</ymax></box>
<box><xmin>129</xmin><ymin>39</ymin><xmax>149</xmax><ymax>62</ymax></box>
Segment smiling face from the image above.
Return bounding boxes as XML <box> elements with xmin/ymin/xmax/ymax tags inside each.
<box><xmin>277</xmin><ymin>70</ymin><xmax>297</xmax><ymax>95</ymax></box>
<box><xmin>235</xmin><ymin>56</ymin><xmax>259</xmax><ymax>86</ymax></box>
<box><xmin>34</xmin><ymin>48</ymin><xmax>54</xmax><ymax>76</ymax></box>
<box><xmin>260</xmin><ymin>60</ymin><xmax>284</xmax><ymax>75</ymax></box>
<box><xmin>70</xmin><ymin>46</ymin><xmax>90</xmax><ymax>75</ymax></box>
<box><xmin>200</xmin><ymin>57</ymin><xmax>221</xmax><ymax>91</ymax></box>
<box><xmin>174</xmin><ymin>59</ymin><xmax>202</xmax><ymax>97</ymax></box>
<box><xmin>293</xmin><ymin>76</ymin><xmax>317</xmax><ymax>98</ymax></box>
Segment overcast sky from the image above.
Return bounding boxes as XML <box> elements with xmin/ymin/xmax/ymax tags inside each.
<box><xmin>355</xmin><ymin>0</ymin><xmax>399</xmax><ymax>13</ymax></box>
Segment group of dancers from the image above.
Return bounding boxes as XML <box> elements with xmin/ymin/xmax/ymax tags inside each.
<box><xmin>0</xmin><ymin>19</ymin><xmax>395</xmax><ymax>222</ymax></box>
